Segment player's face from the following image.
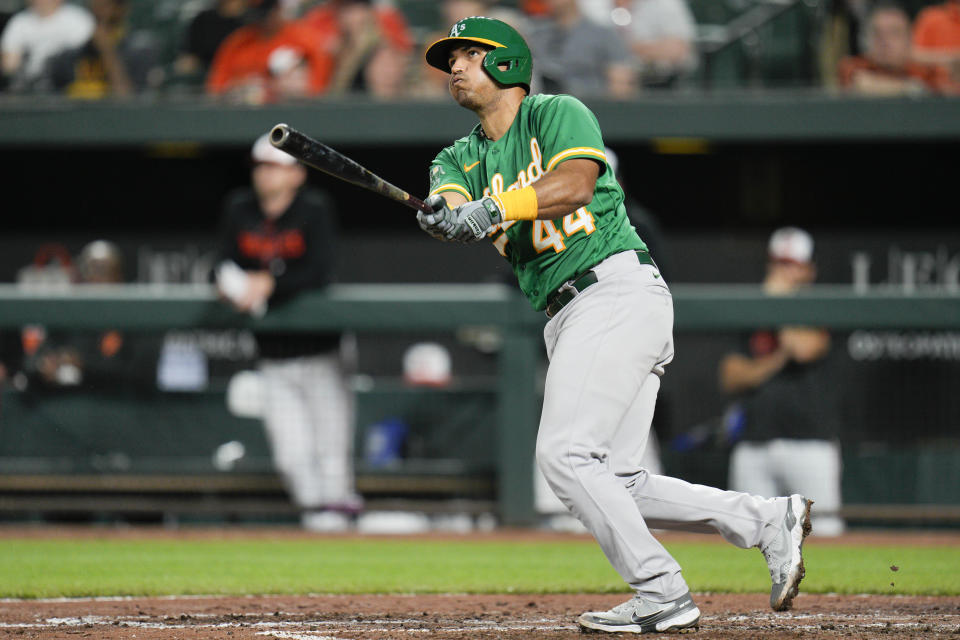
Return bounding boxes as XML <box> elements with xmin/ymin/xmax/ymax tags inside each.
<box><xmin>766</xmin><ymin>259</ymin><xmax>816</xmax><ymax>293</ymax></box>
<box><xmin>448</xmin><ymin>45</ymin><xmax>499</xmax><ymax>111</ymax></box>
<box><xmin>252</xmin><ymin>162</ymin><xmax>306</xmax><ymax>207</ymax></box>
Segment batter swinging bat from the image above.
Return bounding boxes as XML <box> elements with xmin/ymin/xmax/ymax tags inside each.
<box><xmin>269</xmin><ymin>123</ymin><xmax>434</xmax><ymax>214</ymax></box>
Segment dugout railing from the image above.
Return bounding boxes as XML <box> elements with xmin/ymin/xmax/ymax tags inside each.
<box><xmin>0</xmin><ymin>283</ymin><xmax>958</xmax><ymax>526</ymax></box>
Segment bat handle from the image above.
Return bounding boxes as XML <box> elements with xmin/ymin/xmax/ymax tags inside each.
<box><xmin>408</xmin><ymin>195</ymin><xmax>434</xmax><ymax>214</ymax></box>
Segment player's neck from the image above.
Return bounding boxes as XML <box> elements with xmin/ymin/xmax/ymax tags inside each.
<box><xmin>475</xmin><ymin>89</ymin><xmax>525</xmax><ymax>141</ymax></box>
<box><xmin>259</xmin><ymin>190</ymin><xmax>297</xmax><ymax>219</ymax></box>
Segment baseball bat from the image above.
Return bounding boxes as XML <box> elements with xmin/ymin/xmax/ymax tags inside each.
<box><xmin>269</xmin><ymin>123</ymin><xmax>433</xmax><ymax>214</ymax></box>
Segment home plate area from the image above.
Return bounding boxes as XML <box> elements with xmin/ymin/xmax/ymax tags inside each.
<box><xmin>1</xmin><ymin>593</ymin><xmax>957</xmax><ymax>639</ymax></box>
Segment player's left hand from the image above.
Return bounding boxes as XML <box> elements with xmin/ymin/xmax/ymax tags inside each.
<box><xmin>450</xmin><ymin>197</ymin><xmax>504</xmax><ymax>242</ymax></box>
<box><xmin>417</xmin><ymin>194</ymin><xmax>456</xmax><ymax>241</ymax></box>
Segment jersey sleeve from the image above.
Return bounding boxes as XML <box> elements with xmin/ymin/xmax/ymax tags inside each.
<box><xmin>534</xmin><ymin>95</ymin><xmax>608</xmax><ymax>174</ymax></box>
<box><xmin>428</xmin><ymin>146</ymin><xmax>473</xmax><ymax>202</ymax></box>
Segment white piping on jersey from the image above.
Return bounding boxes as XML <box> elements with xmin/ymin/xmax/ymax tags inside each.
<box><xmin>546</xmin><ymin>147</ymin><xmax>606</xmax><ymax>172</ymax></box>
<box><xmin>429</xmin><ymin>182</ymin><xmax>473</xmax><ymax>200</ymax></box>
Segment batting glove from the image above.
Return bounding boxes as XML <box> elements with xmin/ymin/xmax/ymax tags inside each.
<box><xmin>417</xmin><ymin>194</ymin><xmax>456</xmax><ymax>242</ymax></box>
<box><xmin>451</xmin><ymin>197</ymin><xmax>504</xmax><ymax>242</ymax></box>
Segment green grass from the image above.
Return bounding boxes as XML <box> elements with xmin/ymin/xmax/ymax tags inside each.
<box><xmin>1</xmin><ymin>537</ymin><xmax>956</xmax><ymax>599</ymax></box>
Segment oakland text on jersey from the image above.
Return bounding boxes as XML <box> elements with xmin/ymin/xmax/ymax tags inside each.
<box><xmin>480</xmin><ymin>137</ymin><xmax>597</xmax><ymax>259</ymax></box>
<box><xmin>483</xmin><ymin>136</ymin><xmax>545</xmax><ymax>195</ymax></box>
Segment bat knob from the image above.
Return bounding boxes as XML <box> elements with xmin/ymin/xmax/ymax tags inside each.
<box><xmin>269</xmin><ymin>124</ymin><xmax>290</xmax><ymax>148</ymax></box>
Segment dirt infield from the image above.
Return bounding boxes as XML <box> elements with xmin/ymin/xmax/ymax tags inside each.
<box><xmin>1</xmin><ymin>592</ymin><xmax>958</xmax><ymax>639</ymax></box>
<box><xmin>1</xmin><ymin>528</ymin><xmax>958</xmax><ymax>639</ymax></box>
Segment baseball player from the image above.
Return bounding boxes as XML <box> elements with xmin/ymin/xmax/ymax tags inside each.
<box><xmin>417</xmin><ymin>17</ymin><xmax>813</xmax><ymax>634</ymax></box>
<box><xmin>216</xmin><ymin>134</ymin><xmax>360</xmax><ymax>532</ymax></box>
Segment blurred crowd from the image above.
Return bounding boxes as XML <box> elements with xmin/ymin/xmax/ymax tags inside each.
<box><xmin>0</xmin><ymin>0</ymin><xmax>958</xmax><ymax>102</ymax></box>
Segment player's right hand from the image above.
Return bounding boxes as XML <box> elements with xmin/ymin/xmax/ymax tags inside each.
<box><xmin>417</xmin><ymin>194</ymin><xmax>456</xmax><ymax>241</ymax></box>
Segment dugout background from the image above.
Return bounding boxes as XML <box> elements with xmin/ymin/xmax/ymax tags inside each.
<box><xmin>1</xmin><ymin>97</ymin><xmax>958</xmax><ymax>524</ymax></box>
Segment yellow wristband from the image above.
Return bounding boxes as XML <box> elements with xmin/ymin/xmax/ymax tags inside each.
<box><xmin>492</xmin><ymin>186</ymin><xmax>538</xmax><ymax>221</ymax></box>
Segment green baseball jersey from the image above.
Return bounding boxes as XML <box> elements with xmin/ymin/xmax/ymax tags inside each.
<box><xmin>429</xmin><ymin>94</ymin><xmax>647</xmax><ymax>311</ymax></box>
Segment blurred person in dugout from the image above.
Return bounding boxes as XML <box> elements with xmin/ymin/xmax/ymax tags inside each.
<box><xmin>20</xmin><ymin>241</ymin><xmax>160</xmax><ymax>393</ymax></box>
<box><xmin>215</xmin><ymin>134</ymin><xmax>361</xmax><ymax>532</ymax></box>
<box><xmin>717</xmin><ymin>227</ymin><xmax>845</xmax><ymax>537</ymax></box>
<box><xmin>206</xmin><ymin>0</ymin><xmax>334</xmax><ymax>103</ymax></box>
<box><xmin>525</xmin><ymin>0</ymin><xmax>636</xmax><ymax>97</ymax></box>
<box><xmin>1</xmin><ymin>0</ymin><xmax>94</xmax><ymax>92</ymax></box>
<box><xmin>579</xmin><ymin>0</ymin><xmax>697</xmax><ymax>89</ymax></box>
<box><xmin>300</xmin><ymin>0</ymin><xmax>414</xmax><ymax>99</ymax></box>
<box><xmin>838</xmin><ymin>2</ymin><xmax>957</xmax><ymax>95</ymax></box>
<box><xmin>913</xmin><ymin>0</ymin><xmax>960</xmax><ymax>82</ymax></box>
<box><xmin>48</xmin><ymin>0</ymin><xmax>162</xmax><ymax>99</ymax></box>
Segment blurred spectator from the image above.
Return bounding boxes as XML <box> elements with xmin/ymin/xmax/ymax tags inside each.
<box><xmin>526</xmin><ymin>0</ymin><xmax>635</xmax><ymax>97</ymax></box>
<box><xmin>174</xmin><ymin>0</ymin><xmax>247</xmax><ymax>79</ymax></box>
<box><xmin>0</xmin><ymin>335</ymin><xmax>10</xmax><ymax>387</ymax></box>
<box><xmin>820</xmin><ymin>0</ymin><xmax>870</xmax><ymax>87</ymax></box>
<box><xmin>215</xmin><ymin>134</ymin><xmax>360</xmax><ymax>532</ymax></box>
<box><xmin>301</xmin><ymin>0</ymin><xmax>413</xmax><ymax>98</ymax></box>
<box><xmin>839</xmin><ymin>3</ymin><xmax>955</xmax><ymax>95</ymax></box>
<box><xmin>521</xmin><ymin>0</ymin><xmax>550</xmax><ymax>16</ymax></box>
<box><xmin>16</xmin><ymin>243</ymin><xmax>75</xmax><ymax>289</ymax></box>
<box><xmin>279</xmin><ymin>0</ymin><xmax>303</xmax><ymax>18</ymax></box>
<box><xmin>19</xmin><ymin>240</ymin><xmax>161</xmax><ymax>394</ymax></box>
<box><xmin>48</xmin><ymin>0</ymin><xmax>162</xmax><ymax>99</ymax></box>
<box><xmin>437</xmin><ymin>0</ymin><xmax>528</xmax><ymax>28</ymax></box>
<box><xmin>580</xmin><ymin>0</ymin><xmax>697</xmax><ymax>88</ymax></box>
<box><xmin>912</xmin><ymin>0</ymin><xmax>960</xmax><ymax>82</ymax></box>
<box><xmin>415</xmin><ymin>0</ymin><xmax>528</xmax><ymax>99</ymax></box>
<box><xmin>1</xmin><ymin>0</ymin><xmax>94</xmax><ymax>92</ymax></box>
<box><xmin>206</xmin><ymin>0</ymin><xmax>334</xmax><ymax>103</ymax></box>
<box><xmin>717</xmin><ymin>228</ymin><xmax>845</xmax><ymax>537</ymax></box>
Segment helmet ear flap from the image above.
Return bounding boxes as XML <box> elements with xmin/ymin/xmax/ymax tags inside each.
<box><xmin>483</xmin><ymin>47</ymin><xmax>531</xmax><ymax>93</ymax></box>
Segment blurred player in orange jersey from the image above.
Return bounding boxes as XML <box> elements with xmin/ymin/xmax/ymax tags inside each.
<box><xmin>215</xmin><ymin>134</ymin><xmax>360</xmax><ymax>532</ymax></box>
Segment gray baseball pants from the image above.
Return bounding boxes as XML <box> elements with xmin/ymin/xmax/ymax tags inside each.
<box><xmin>260</xmin><ymin>352</ymin><xmax>356</xmax><ymax>509</ymax></box>
<box><xmin>536</xmin><ymin>250</ymin><xmax>786</xmax><ymax>602</ymax></box>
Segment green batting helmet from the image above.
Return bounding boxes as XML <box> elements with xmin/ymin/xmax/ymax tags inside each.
<box><xmin>425</xmin><ymin>17</ymin><xmax>532</xmax><ymax>93</ymax></box>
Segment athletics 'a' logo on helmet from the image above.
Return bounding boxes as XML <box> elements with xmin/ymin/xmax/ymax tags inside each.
<box><xmin>425</xmin><ymin>16</ymin><xmax>532</xmax><ymax>94</ymax></box>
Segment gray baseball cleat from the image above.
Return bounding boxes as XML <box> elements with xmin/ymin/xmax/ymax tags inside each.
<box><xmin>577</xmin><ymin>592</ymin><xmax>701</xmax><ymax>634</ymax></box>
<box><xmin>762</xmin><ymin>494</ymin><xmax>813</xmax><ymax>611</ymax></box>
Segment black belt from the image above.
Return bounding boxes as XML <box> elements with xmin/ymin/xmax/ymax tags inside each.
<box><xmin>545</xmin><ymin>250</ymin><xmax>655</xmax><ymax>318</ymax></box>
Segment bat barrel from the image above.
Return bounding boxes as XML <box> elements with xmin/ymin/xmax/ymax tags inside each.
<box><xmin>266</xmin><ymin>122</ymin><xmax>434</xmax><ymax>214</ymax></box>
<box><xmin>269</xmin><ymin>123</ymin><xmax>291</xmax><ymax>148</ymax></box>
